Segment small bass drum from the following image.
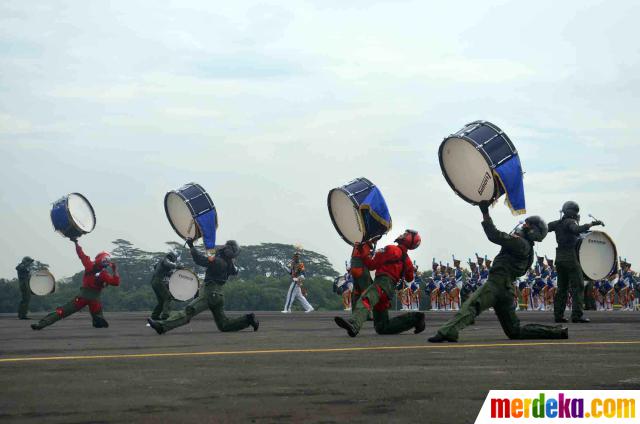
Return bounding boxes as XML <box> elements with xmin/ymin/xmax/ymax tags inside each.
<box><xmin>50</xmin><ymin>193</ymin><xmax>96</xmax><ymax>239</ymax></box>
<box><xmin>577</xmin><ymin>231</ymin><xmax>617</xmax><ymax>280</ymax></box>
<box><xmin>327</xmin><ymin>177</ymin><xmax>392</xmax><ymax>245</ymax></box>
<box><xmin>167</xmin><ymin>268</ymin><xmax>200</xmax><ymax>301</ymax></box>
<box><xmin>29</xmin><ymin>269</ymin><xmax>56</xmax><ymax>296</ymax></box>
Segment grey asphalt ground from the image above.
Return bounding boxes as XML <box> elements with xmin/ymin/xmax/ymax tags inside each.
<box><xmin>1</xmin><ymin>310</ymin><xmax>639</xmax><ymax>423</ymax></box>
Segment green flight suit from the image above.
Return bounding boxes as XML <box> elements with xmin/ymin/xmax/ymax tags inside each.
<box><xmin>16</xmin><ymin>260</ymin><xmax>33</xmax><ymax>319</ymax></box>
<box><xmin>349</xmin><ymin>274</ymin><xmax>423</xmax><ymax>335</ymax></box>
<box><xmin>150</xmin><ymin>257</ymin><xmax>177</xmax><ymax>320</ymax></box>
<box><xmin>153</xmin><ymin>245</ymin><xmax>252</xmax><ymax>333</ymax></box>
<box><xmin>350</xmin><ymin>256</ymin><xmax>372</xmax><ymax>316</ymax></box>
<box><xmin>437</xmin><ymin>218</ymin><xmax>565</xmax><ymax>341</ymax></box>
<box><xmin>549</xmin><ymin>217</ymin><xmax>594</xmax><ymax>320</ymax></box>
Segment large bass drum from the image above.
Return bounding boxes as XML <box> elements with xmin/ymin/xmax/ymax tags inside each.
<box><xmin>50</xmin><ymin>193</ymin><xmax>96</xmax><ymax>239</ymax></box>
<box><xmin>439</xmin><ymin>121</ymin><xmax>526</xmax><ymax>213</ymax></box>
<box><xmin>165</xmin><ymin>183</ymin><xmax>218</xmax><ymax>250</ymax></box>
<box><xmin>577</xmin><ymin>231</ymin><xmax>617</xmax><ymax>281</ymax></box>
<box><xmin>327</xmin><ymin>177</ymin><xmax>392</xmax><ymax>245</ymax></box>
<box><xmin>29</xmin><ymin>269</ymin><xmax>56</xmax><ymax>296</ymax></box>
<box><xmin>167</xmin><ymin>269</ymin><xmax>200</xmax><ymax>301</ymax></box>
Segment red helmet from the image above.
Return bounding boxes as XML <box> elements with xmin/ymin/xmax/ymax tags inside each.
<box><xmin>395</xmin><ymin>229</ymin><xmax>421</xmax><ymax>250</ymax></box>
<box><xmin>94</xmin><ymin>252</ymin><xmax>112</xmax><ymax>268</ymax></box>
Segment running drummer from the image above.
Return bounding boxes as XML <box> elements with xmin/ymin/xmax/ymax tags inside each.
<box><xmin>149</xmin><ymin>251</ymin><xmax>179</xmax><ymax>320</ymax></box>
<box><xmin>31</xmin><ymin>239</ymin><xmax>120</xmax><ymax>330</ymax></box>
<box><xmin>147</xmin><ymin>238</ymin><xmax>258</xmax><ymax>334</ymax></box>
<box><xmin>428</xmin><ymin>201</ymin><xmax>567</xmax><ymax>343</ymax></box>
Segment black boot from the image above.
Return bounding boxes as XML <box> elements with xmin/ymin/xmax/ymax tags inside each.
<box><xmin>571</xmin><ymin>317</ymin><xmax>590</xmax><ymax>323</ymax></box>
<box><xmin>560</xmin><ymin>327</ymin><xmax>569</xmax><ymax>339</ymax></box>
<box><xmin>554</xmin><ymin>317</ymin><xmax>568</xmax><ymax>323</ymax></box>
<box><xmin>414</xmin><ymin>313</ymin><xmax>426</xmax><ymax>334</ymax></box>
<box><xmin>334</xmin><ymin>317</ymin><xmax>358</xmax><ymax>337</ymax></box>
<box><xmin>427</xmin><ymin>332</ymin><xmax>458</xmax><ymax>343</ymax></box>
<box><xmin>31</xmin><ymin>322</ymin><xmax>43</xmax><ymax>330</ymax></box>
<box><xmin>247</xmin><ymin>313</ymin><xmax>259</xmax><ymax>332</ymax></box>
<box><xmin>147</xmin><ymin>318</ymin><xmax>165</xmax><ymax>335</ymax></box>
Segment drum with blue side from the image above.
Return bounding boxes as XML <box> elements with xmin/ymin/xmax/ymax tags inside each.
<box><xmin>327</xmin><ymin>177</ymin><xmax>392</xmax><ymax>245</ymax></box>
<box><xmin>50</xmin><ymin>193</ymin><xmax>96</xmax><ymax>239</ymax></box>
<box><xmin>165</xmin><ymin>183</ymin><xmax>218</xmax><ymax>251</ymax></box>
<box><xmin>439</xmin><ymin>120</ymin><xmax>526</xmax><ymax>214</ymax></box>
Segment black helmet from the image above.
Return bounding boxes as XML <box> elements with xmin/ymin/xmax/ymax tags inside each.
<box><xmin>221</xmin><ymin>240</ymin><xmax>240</xmax><ymax>259</ymax></box>
<box><xmin>524</xmin><ymin>216</ymin><xmax>548</xmax><ymax>242</ymax></box>
<box><xmin>561</xmin><ymin>201</ymin><xmax>580</xmax><ymax>218</ymax></box>
<box><xmin>22</xmin><ymin>256</ymin><xmax>34</xmax><ymax>264</ymax></box>
<box><xmin>166</xmin><ymin>252</ymin><xmax>177</xmax><ymax>262</ymax></box>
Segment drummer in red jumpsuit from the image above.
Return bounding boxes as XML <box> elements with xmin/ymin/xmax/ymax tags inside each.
<box><xmin>334</xmin><ymin>230</ymin><xmax>426</xmax><ymax>337</ymax></box>
<box><xmin>31</xmin><ymin>240</ymin><xmax>120</xmax><ymax>330</ymax></box>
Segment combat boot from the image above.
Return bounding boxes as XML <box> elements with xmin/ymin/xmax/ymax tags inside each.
<box><xmin>414</xmin><ymin>312</ymin><xmax>426</xmax><ymax>334</ymax></box>
<box><xmin>247</xmin><ymin>313</ymin><xmax>260</xmax><ymax>332</ymax></box>
<box><xmin>334</xmin><ymin>317</ymin><xmax>358</xmax><ymax>337</ymax></box>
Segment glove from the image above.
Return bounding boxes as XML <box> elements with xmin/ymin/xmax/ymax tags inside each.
<box><xmin>186</xmin><ymin>238</ymin><xmax>194</xmax><ymax>247</ymax></box>
<box><xmin>591</xmin><ymin>220</ymin><xmax>604</xmax><ymax>227</ymax></box>
<box><xmin>478</xmin><ymin>200</ymin><xmax>490</xmax><ymax>214</ymax></box>
<box><xmin>70</xmin><ymin>237</ymin><xmax>78</xmax><ymax>243</ymax></box>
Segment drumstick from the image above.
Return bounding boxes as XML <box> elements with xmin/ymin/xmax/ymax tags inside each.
<box><xmin>588</xmin><ymin>214</ymin><xmax>605</xmax><ymax>226</ymax></box>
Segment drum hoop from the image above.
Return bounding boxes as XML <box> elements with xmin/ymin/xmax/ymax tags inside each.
<box><xmin>66</xmin><ymin>192</ymin><xmax>96</xmax><ymax>234</ymax></box>
<box><xmin>577</xmin><ymin>230</ymin><xmax>618</xmax><ymax>281</ymax></box>
<box><xmin>29</xmin><ymin>269</ymin><xmax>56</xmax><ymax>295</ymax></box>
<box><xmin>438</xmin><ymin>137</ymin><xmax>499</xmax><ymax>205</ymax></box>
<box><xmin>327</xmin><ymin>186</ymin><xmax>367</xmax><ymax>246</ymax></box>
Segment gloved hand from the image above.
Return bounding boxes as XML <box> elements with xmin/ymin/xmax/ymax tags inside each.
<box><xmin>590</xmin><ymin>220</ymin><xmax>604</xmax><ymax>227</ymax></box>
<box><xmin>478</xmin><ymin>200</ymin><xmax>491</xmax><ymax>214</ymax></box>
<box><xmin>70</xmin><ymin>237</ymin><xmax>78</xmax><ymax>243</ymax></box>
<box><xmin>186</xmin><ymin>238</ymin><xmax>194</xmax><ymax>247</ymax></box>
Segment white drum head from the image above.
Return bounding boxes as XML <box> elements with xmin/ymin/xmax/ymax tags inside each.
<box><xmin>166</xmin><ymin>192</ymin><xmax>198</xmax><ymax>240</ymax></box>
<box><xmin>29</xmin><ymin>270</ymin><xmax>55</xmax><ymax>296</ymax></box>
<box><xmin>168</xmin><ymin>269</ymin><xmax>199</xmax><ymax>301</ymax></box>
<box><xmin>329</xmin><ymin>190</ymin><xmax>364</xmax><ymax>245</ymax></box>
<box><xmin>441</xmin><ymin>137</ymin><xmax>495</xmax><ymax>204</ymax></box>
<box><xmin>579</xmin><ymin>231</ymin><xmax>617</xmax><ymax>280</ymax></box>
<box><xmin>68</xmin><ymin>193</ymin><xmax>96</xmax><ymax>232</ymax></box>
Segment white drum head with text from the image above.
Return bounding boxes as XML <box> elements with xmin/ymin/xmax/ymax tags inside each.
<box><xmin>329</xmin><ymin>190</ymin><xmax>364</xmax><ymax>244</ymax></box>
<box><xmin>166</xmin><ymin>192</ymin><xmax>198</xmax><ymax>240</ymax></box>
<box><xmin>168</xmin><ymin>269</ymin><xmax>199</xmax><ymax>301</ymax></box>
<box><xmin>68</xmin><ymin>193</ymin><xmax>96</xmax><ymax>232</ymax></box>
<box><xmin>579</xmin><ymin>231</ymin><xmax>616</xmax><ymax>280</ymax></box>
<box><xmin>29</xmin><ymin>270</ymin><xmax>55</xmax><ymax>296</ymax></box>
<box><xmin>441</xmin><ymin>138</ymin><xmax>495</xmax><ymax>203</ymax></box>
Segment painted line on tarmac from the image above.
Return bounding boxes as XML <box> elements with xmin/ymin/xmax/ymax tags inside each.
<box><xmin>1</xmin><ymin>340</ymin><xmax>639</xmax><ymax>363</ymax></box>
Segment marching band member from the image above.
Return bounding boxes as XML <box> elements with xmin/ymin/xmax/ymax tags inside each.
<box><xmin>428</xmin><ymin>201</ymin><xmax>567</xmax><ymax>343</ymax></box>
<box><xmin>148</xmin><ymin>239</ymin><xmax>258</xmax><ymax>334</ymax></box>
<box><xmin>334</xmin><ymin>230</ymin><xmax>425</xmax><ymax>337</ymax></box>
<box><xmin>149</xmin><ymin>251</ymin><xmax>178</xmax><ymax>320</ymax></box>
<box><xmin>16</xmin><ymin>256</ymin><xmax>35</xmax><ymax>320</ymax></box>
<box><xmin>32</xmin><ymin>240</ymin><xmax>120</xmax><ymax>330</ymax></box>
<box><xmin>548</xmin><ymin>201</ymin><xmax>604</xmax><ymax>323</ymax></box>
<box><xmin>282</xmin><ymin>252</ymin><xmax>314</xmax><ymax>313</ymax></box>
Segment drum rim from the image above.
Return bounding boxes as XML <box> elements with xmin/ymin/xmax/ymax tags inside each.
<box><xmin>577</xmin><ymin>230</ymin><xmax>618</xmax><ymax>281</ymax></box>
<box><xmin>327</xmin><ymin>177</ymin><xmax>374</xmax><ymax>246</ymax></box>
<box><xmin>164</xmin><ymin>183</ymin><xmax>218</xmax><ymax>241</ymax></box>
<box><xmin>51</xmin><ymin>192</ymin><xmax>97</xmax><ymax>236</ymax></box>
<box><xmin>167</xmin><ymin>268</ymin><xmax>201</xmax><ymax>301</ymax></box>
<box><xmin>29</xmin><ymin>268</ymin><xmax>56</xmax><ymax>296</ymax></box>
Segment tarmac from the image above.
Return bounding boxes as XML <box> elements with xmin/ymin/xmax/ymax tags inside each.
<box><xmin>1</xmin><ymin>310</ymin><xmax>639</xmax><ymax>423</ymax></box>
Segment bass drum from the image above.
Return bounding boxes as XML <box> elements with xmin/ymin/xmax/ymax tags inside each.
<box><xmin>577</xmin><ymin>231</ymin><xmax>617</xmax><ymax>280</ymax></box>
<box><xmin>50</xmin><ymin>193</ymin><xmax>96</xmax><ymax>239</ymax></box>
<box><xmin>167</xmin><ymin>268</ymin><xmax>200</xmax><ymax>301</ymax></box>
<box><xmin>165</xmin><ymin>183</ymin><xmax>218</xmax><ymax>250</ymax></box>
<box><xmin>29</xmin><ymin>269</ymin><xmax>56</xmax><ymax>296</ymax></box>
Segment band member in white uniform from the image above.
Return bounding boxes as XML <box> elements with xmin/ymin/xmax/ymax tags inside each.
<box><xmin>282</xmin><ymin>252</ymin><xmax>314</xmax><ymax>313</ymax></box>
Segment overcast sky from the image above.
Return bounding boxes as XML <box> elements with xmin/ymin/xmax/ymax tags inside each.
<box><xmin>1</xmin><ymin>0</ymin><xmax>638</xmax><ymax>279</ymax></box>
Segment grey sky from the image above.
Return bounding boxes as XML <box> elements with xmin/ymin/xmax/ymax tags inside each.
<box><xmin>1</xmin><ymin>0</ymin><xmax>638</xmax><ymax>278</ymax></box>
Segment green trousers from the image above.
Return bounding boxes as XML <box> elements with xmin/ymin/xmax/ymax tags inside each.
<box><xmin>18</xmin><ymin>278</ymin><xmax>31</xmax><ymax>319</ymax></box>
<box><xmin>35</xmin><ymin>289</ymin><xmax>109</xmax><ymax>329</ymax></box>
<box><xmin>438</xmin><ymin>271</ymin><xmax>565</xmax><ymax>341</ymax></box>
<box><xmin>350</xmin><ymin>275</ymin><xmax>423</xmax><ymax>335</ymax></box>
<box><xmin>584</xmin><ymin>281</ymin><xmax>596</xmax><ymax>310</ymax></box>
<box><xmin>554</xmin><ymin>259</ymin><xmax>585</xmax><ymax>320</ymax></box>
<box><xmin>351</xmin><ymin>270</ymin><xmax>373</xmax><ymax>318</ymax></box>
<box><xmin>156</xmin><ymin>283</ymin><xmax>251</xmax><ymax>333</ymax></box>
<box><xmin>151</xmin><ymin>278</ymin><xmax>172</xmax><ymax>320</ymax></box>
